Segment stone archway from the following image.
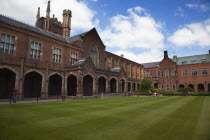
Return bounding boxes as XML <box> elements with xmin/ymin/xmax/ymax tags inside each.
<box><xmin>48</xmin><ymin>74</ymin><xmax>62</xmax><ymax>96</ymax></box>
<box><xmin>110</xmin><ymin>78</ymin><xmax>117</xmax><ymax>93</ymax></box>
<box><xmin>132</xmin><ymin>83</ymin><xmax>136</xmax><ymax>92</ymax></box>
<box><xmin>128</xmin><ymin>82</ymin><xmax>131</xmax><ymax>92</ymax></box>
<box><xmin>24</xmin><ymin>71</ymin><xmax>42</xmax><ymax>98</ymax></box>
<box><xmin>179</xmin><ymin>84</ymin><xmax>185</xmax><ymax>88</ymax></box>
<box><xmin>120</xmin><ymin>79</ymin><xmax>125</xmax><ymax>92</ymax></box>
<box><xmin>208</xmin><ymin>84</ymin><xmax>210</xmax><ymax>92</ymax></box>
<box><xmin>154</xmin><ymin>83</ymin><xmax>158</xmax><ymax>89</ymax></box>
<box><xmin>0</xmin><ymin>68</ymin><xmax>16</xmax><ymax>98</ymax></box>
<box><xmin>67</xmin><ymin>74</ymin><xmax>77</xmax><ymax>96</ymax></box>
<box><xmin>83</xmin><ymin>75</ymin><xmax>93</xmax><ymax>96</ymax></box>
<box><xmin>198</xmin><ymin>84</ymin><xmax>204</xmax><ymax>92</ymax></box>
<box><xmin>98</xmin><ymin>76</ymin><xmax>106</xmax><ymax>93</ymax></box>
<box><xmin>188</xmin><ymin>84</ymin><xmax>194</xmax><ymax>90</ymax></box>
<box><xmin>137</xmin><ymin>83</ymin><xmax>140</xmax><ymax>90</ymax></box>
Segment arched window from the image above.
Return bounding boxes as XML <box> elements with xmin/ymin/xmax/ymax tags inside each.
<box><xmin>90</xmin><ymin>43</ymin><xmax>99</xmax><ymax>67</ymax></box>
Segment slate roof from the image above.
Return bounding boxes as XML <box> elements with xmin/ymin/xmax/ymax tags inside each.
<box><xmin>0</xmin><ymin>14</ymin><xmax>91</xmax><ymax>44</ymax></box>
<box><xmin>0</xmin><ymin>14</ymin><xmax>67</xmax><ymax>42</ymax></box>
<box><xmin>72</xmin><ymin>58</ymin><xmax>86</xmax><ymax>67</ymax></box>
<box><xmin>142</xmin><ymin>61</ymin><xmax>160</xmax><ymax>68</ymax></box>
<box><xmin>111</xmin><ymin>68</ymin><xmax>121</xmax><ymax>73</ymax></box>
<box><xmin>66</xmin><ymin>31</ymin><xmax>89</xmax><ymax>43</ymax></box>
<box><xmin>171</xmin><ymin>54</ymin><xmax>210</xmax><ymax>65</ymax></box>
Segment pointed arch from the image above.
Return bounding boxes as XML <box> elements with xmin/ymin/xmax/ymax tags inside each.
<box><xmin>67</xmin><ymin>74</ymin><xmax>77</xmax><ymax>96</ymax></box>
<box><xmin>24</xmin><ymin>71</ymin><xmax>42</xmax><ymax>98</ymax></box>
<box><xmin>0</xmin><ymin>68</ymin><xmax>16</xmax><ymax>98</ymax></box>
<box><xmin>48</xmin><ymin>74</ymin><xmax>62</xmax><ymax>96</ymax></box>
<box><xmin>83</xmin><ymin>74</ymin><xmax>93</xmax><ymax>96</ymax></box>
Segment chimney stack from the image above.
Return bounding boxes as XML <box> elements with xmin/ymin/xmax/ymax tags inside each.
<box><xmin>164</xmin><ymin>51</ymin><xmax>168</xmax><ymax>58</ymax></box>
<box><xmin>120</xmin><ymin>54</ymin><xmax>124</xmax><ymax>58</ymax></box>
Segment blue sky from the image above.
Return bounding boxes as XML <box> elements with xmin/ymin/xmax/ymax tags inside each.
<box><xmin>0</xmin><ymin>0</ymin><xmax>210</xmax><ymax>63</ymax></box>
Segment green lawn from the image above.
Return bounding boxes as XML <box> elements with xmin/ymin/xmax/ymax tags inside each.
<box><xmin>0</xmin><ymin>96</ymin><xmax>210</xmax><ymax>140</ymax></box>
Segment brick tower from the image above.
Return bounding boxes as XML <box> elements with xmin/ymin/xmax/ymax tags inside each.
<box><xmin>62</xmin><ymin>9</ymin><xmax>72</xmax><ymax>38</ymax></box>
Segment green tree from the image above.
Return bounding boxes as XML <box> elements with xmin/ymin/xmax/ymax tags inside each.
<box><xmin>141</xmin><ymin>78</ymin><xmax>152</xmax><ymax>90</ymax></box>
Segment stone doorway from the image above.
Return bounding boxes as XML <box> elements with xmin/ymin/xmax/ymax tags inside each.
<box><xmin>48</xmin><ymin>74</ymin><xmax>62</xmax><ymax>96</ymax></box>
<box><xmin>67</xmin><ymin>74</ymin><xmax>77</xmax><ymax>96</ymax></box>
<box><xmin>83</xmin><ymin>75</ymin><xmax>93</xmax><ymax>96</ymax></box>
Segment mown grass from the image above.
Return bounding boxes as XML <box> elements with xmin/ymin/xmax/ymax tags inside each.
<box><xmin>0</xmin><ymin>96</ymin><xmax>210</xmax><ymax>140</ymax></box>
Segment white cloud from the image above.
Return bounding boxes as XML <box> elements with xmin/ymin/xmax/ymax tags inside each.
<box><xmin>186</xmin><ymin>3</ymin><xmax>210</xmax><ymax>12</ymax></box>
<box><xmin>113</xmin><ymin>49</ymin><xmax>163</xmax><ymax>63</ymax></box>
<box><xmin>99</xmin><ymin>6</ymin><xmax>165</xmax><ymax>63</ymax></box>
<box><xmin>168</xmin><ymin>19</ymin><xmax>210</xmax><ymax>48</ymax></box>
<box><xmin>0</xmin><ymin>0</ymin><xmax>98</xmax><ymax>34</ymax></box>
<box><xmin>99</xmin><ymin>6</ymin><xmax>165</xmax><ymax>50</ymax></box>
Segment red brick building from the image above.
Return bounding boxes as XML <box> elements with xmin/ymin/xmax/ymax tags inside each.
<box><xmin>143</xmin><ymin>51</ymin><xmax>210</xmax><ymax>92</ymax></box>
<box><xmin>0</xmin><ymin>2</ymin><xmax>143</xmax><ymax>99</ymax></box>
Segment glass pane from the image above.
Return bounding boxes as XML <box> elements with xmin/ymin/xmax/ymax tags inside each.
<box><xmin>6</xmin><ymin>35</ymin><xmax>10</xmax><ymax>43</ymax></box>
<box><xmin>34</xmin><ymin>50</ymin><xmax>37</xmax><ymax>58</ymax></box>
<box><xmin>5</xmin><ymin>44</ymin><xmax>9</xmax><ymax>53</ymax></box>
<box><xmin>1</xmin><ymin>34</ymin><xmax>5</xmax><ymax>42</ymax></box>
<box><xmin>11</xmin><ymin>36</ymin><xmax>15</xmax><ymax>44</ymax></box>
<box><xmin>10</xmin><ymin>44</ymin><xmax>14</xmax><ymax>53</ymax></box>
<box><xmin>38</xmin><ymin>43</ymin><xmax>41</xmax><ymax>50</ymax></box>
<box><xmin>35</xmin><ymin>42</ymin><xmax>38</xmax><ymax>50</ymax></box>
<box><xmin>0</xmin><ymin>43</ymin><xmax>4</xmax><ymax>52</ymax></box>
<box><xmin>31</xmin><ymin>42</ymin><xmax>34</xmax><ymax>49</ymax></box>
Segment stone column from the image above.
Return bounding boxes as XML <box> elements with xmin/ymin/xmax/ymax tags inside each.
<box><xmin>94</xmin><ymin>78</ymin><xmax>98</xmax><ymax>97</ymax></box>
<box><xmin>18</xmin><ymin>57</ymin><xmax>25</xmax><ymax>100</ymax></box>
<box><xmin>77</xmin><ymin>76</ymin><xmax>82</xmax><ymax>98</ymax></box>
<box><xmin>106</xmin><ymin>78</ymin><xmax>109</xmax><ymax>93</ymax></box>
<box><xmin>62</xmin><ymin>71</ymin><xmax>66</xmax><ymax>96</ymax></box>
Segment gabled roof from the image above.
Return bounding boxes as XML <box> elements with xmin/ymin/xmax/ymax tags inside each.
<box><xmin>171</xmin><ymin>54</ymin><xmax>210</xmax><ymax>65</ymax></box>
<box><xmin>142</xmin><ymin>61</ymin><xmax>160</xmax><ymax>68</ymax></box>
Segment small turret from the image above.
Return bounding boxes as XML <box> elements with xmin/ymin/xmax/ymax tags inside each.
<box><xmin>173</xmin><ymin>50</ymin><xmax>177</xmax><ymax>59</ymax></box>
<box><xmin>36</xmin><ymin>7</ymin><xmax>40</xmax><ymax>19</ymax></box>
<box><xmin>164</xmin><ymin>51</ymin><xmax>168</xmax><ymax>58</ymax></box>
<box><xmin>62</xmin><ymin>9</ymin><xmax>72</xmax><ymax>38</ymax></box>
<box><xmin>46</xmin><ymin>1</ymin><xmax>51</xmax><ymax>18</ymax></box>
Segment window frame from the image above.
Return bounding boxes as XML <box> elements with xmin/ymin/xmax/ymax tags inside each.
<box><xmin>52</xmin><ymin>47</ymin><xmax>62</xmax><ymax>63</ymax></box>
<box><xmin>182</xmin><ymin>69</ymin><xmax>188</xmax><ymax>76</ymax></box>
<box><xmin>0</xmin><ymin>32</ymin><xmax>16</xmax><ymax>54</ymax></box>
<box><xmin>70</xmin><ymin>51</ymin><xmax>78</xmax><ymax>65</ymax></box>
<box><xmin>191</xmin><ymin>68</ymin><xmax>198</xmax><ymax>76</ymax></box>
<box><xmin>30</xmin><ymin>41</ymin><xmax>42</xmax><ymax>59</ymax></box>
<box><xmin>202</xmin><ymin>68</ymin><xmax>208</xmax><ymax>75</ymax></box>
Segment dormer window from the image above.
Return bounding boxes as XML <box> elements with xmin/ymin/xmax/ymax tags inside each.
<box><xmin>182</xmin><ymin>61</ymin><xmax>187</xmax><ymax>65</ymax></box>
<box><xmin>201</xmin><ymin>59</ymin><xmax>207</xmax><ymax>63</ymax></box>
<box><xmin>191</xmin><ymin>60</ymin><xmax>197</xmax><ymax>64</ymax></box>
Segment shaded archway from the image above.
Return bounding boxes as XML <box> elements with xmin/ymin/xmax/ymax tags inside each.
<box><xmin>48</xmin><ymin>74</ymin><xmax>62</xmax><ymax>96</ymax></box>
<box><xmin>0</xmin><ymin>68</ymin><xmax>16</xmax><ymax>98</ymax></box>
<box><xmin>137</xmin><ymin>83</ymin><xmax>140</xmax><ymax>90</ymax></box>
<box><xmin>120</xmin><ymin>79</ymin><xmax>125</xmax><ymax>92</ymax></box>
<box><xmin>67</xmin><ymin>74</ymin><xmax>77</xmax><ymax>96</ymax></box>
<box><xmin>198</xmin><ymin>84</ymin><xmax>204</xmax><ymax>92</ymax></box>
<box><xmin>24</xmin><ymin>71</ymin><xmax>42</xmax><ymax>98</ymax></box>
<box><xmin>128</xmin><ymin>82</ymin><xmax>131</xmax><ymax>92</ymax></box>
<box><xmin>83</xmin><ymin>75</ymin><xmax>93</xmax><ymax>96</ymax></box>
<box><xmin>110</xmin><ymin>78</ymin><xmax>117</xmax><ymax>93</ymax></box>
<box><xmin>154</xmin><ymin>83</ymin><xmax>158</xmax><ymax>89</ymax></box>
<box><xmin>208</xmin><ymin>84</ymin><xmax>210</xmax><ymax>92</ymax></box>
<box><xmin>132</xmin><ymin>83</ymin><xmax>136</xmax><ymax>92</ymax></box>
<box><xmin>98</xmin><ymin>76</ymin><xmax>106</xmax><ymax>93</ymax></box>
<box><xmin>188</xmin><ymin>84</ymin><xmax>194</xmax><ymax>90</ymax></box>
<box><xmin>179</xmin><ymin>84</ymin><xmax>185</xmax><ymax>88</ymax></box>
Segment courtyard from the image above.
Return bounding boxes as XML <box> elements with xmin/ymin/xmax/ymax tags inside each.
<box><xmin>0</xmin><ymin>96</ymin><xmax>210</xmax><ymax>140</ymax></box>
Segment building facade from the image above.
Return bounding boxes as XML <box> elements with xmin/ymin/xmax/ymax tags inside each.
<box><xmin>0</xmin><ymin>2</ymin><xmax>144</xmax><ymax>99</ymax></box>
<box><xmin>143</xmin><ymin>51</ymin><xmax>210</xmax><ymax>92</ymax></box>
